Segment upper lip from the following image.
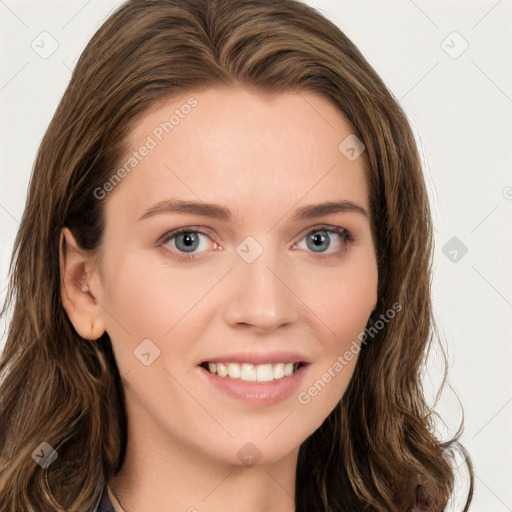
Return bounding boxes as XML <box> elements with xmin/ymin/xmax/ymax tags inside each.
<box><xmin>199</xmin><ymin>351</ymin><xmax>311</xmax><ymax>366</ymax></box>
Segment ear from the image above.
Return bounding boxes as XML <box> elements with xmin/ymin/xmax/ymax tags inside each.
<box><xmin>59</xmin><ymin>227</ymin><xmax>106</xmax><ymax>340</ymax></box>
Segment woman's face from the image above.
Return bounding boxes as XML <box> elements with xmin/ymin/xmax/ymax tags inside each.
<box><xmin>86</xmin><ymin>86</ymin><xmax>377</xmax><ymax>467</ymax></box>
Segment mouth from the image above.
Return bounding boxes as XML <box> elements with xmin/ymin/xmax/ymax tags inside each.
<box><xmin>197</xmin><ymin>352</ymin><xmax>311</xmax><ymax>405</ymax></box>
<box><xmin>199</xmin><ymin>361</ymin><xmax>307</xmax><ymax>382</ymax></box>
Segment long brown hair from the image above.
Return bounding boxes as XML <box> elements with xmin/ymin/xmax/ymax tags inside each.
<box><xmin>0</xmin><ymin>0</ymin><xmax>473</xmax><ymax>510</ymax></box>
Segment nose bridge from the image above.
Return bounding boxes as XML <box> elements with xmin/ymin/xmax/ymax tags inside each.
<box><xmin>223</xmin><ymin>234</ymin><xmax>298</xmax><ymax>330</ymax></box>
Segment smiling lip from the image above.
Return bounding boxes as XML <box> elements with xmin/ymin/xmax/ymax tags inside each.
<box><xmin>199</xmin><ymin>351</ymin><xmax>311</xmax><ymax>366</ymax></box>
<box><xmin>197</xmin><ymin>351</ymin><xmax>310</xmax><ymax>406</ymax></box>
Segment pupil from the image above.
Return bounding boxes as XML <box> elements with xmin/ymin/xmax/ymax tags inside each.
<box><xmin>178</xmin><ymin>233</ymin><xmax>198</xmax><ymax>251</ymax></box>
<box><xmin>309</xmin><ymin>231</ymin><xmax>329</xmax><ymax>251</ymax></box>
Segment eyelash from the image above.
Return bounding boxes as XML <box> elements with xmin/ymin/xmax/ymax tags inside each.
<box><xmin>158</xmin><ymin>225</ymin><xmax>354</xmax><ymax>262</ymax></box>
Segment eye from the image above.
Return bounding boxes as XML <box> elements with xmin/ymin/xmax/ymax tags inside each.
<box><xmin>158</xmin><ymin>225</ymin><xmax>353</xmax><ymax>262</ymax></box>
<box><xmin>159</xmin><ymin>227</ymin><xmax>219</xmax><ymax>261</ymax></box>
<box><xmin>292</xmin><ymin>226</ymin><xmax>353</xmax><ymax>259</ymax></box>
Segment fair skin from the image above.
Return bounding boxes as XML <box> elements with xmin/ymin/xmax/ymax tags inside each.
<box><xmin>60</xmin><ymin>86</ymin><xmax>378</xmax><ymax>512</ymax></box>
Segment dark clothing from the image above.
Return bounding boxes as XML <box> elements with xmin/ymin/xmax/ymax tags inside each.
<box><xmin>97</xmin><ymin>484</ymin><xmax>115</xmax><ymax>512</ymax></box>
<box><xmin>95</xmin><ymin>483</ymin><xmax>433</xmax><ymax>511</ymax></box>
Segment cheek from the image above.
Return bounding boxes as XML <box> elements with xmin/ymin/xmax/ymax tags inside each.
<box><xmin>98</xmin><ymin>252</ymin><xmax>223</xmax><ymax>376</ymax></box>
<box><xmin>301</xmin><ymin>256</ymin><xmax>378</xmax><ymax>347</ymax></box>
<box><xmin>330</xmin><ymin>277</ymin><xmax>377</xmax><ymax>343</ymax></box>
<box><xmin>101</xmin><ymin>253</ymin><xmax>209</xmax><ymax>335</ymax></box>
<box><xmin>294</xmin><ymin>269</ymin><xmax>376</xmax><ymax>429</ymax></box>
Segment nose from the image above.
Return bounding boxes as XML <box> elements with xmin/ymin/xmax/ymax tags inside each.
<box><xmin>222</xmin><ymin>241</ymin><xmax>299</xmax><ymax>332</ymax></box>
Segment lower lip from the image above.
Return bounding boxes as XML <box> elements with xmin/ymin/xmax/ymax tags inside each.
<box><xmin>198</xmin><ymin>365</ymin><xmax>309</xmax><ymax>406</ymax></box>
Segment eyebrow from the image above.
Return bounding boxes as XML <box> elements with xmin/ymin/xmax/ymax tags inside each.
<box><xmin>137</xmin><ymin>199</ymin><xmax>368</xmax><ymax>223</ymax></box>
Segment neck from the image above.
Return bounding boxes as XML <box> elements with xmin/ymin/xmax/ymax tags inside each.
<box><xmin>108</xmin><ymin>405</ymin><xmax>298</xmax><ymax>512</ymax></box>
<box><xmin>110</xmin><ymin>453</ymin><xmax>297</xmax><ymax>512</ymax></box>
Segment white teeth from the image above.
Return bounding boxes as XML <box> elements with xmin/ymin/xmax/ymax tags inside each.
<box><xmin>204</xmin><ymin>361</ymin><xmax>301</xmax><ymax>381</ymax></box>
<box><xmin>228</xmin><ymin>363</ymin><xmax>241</xmax><ymax>378</ymax></box>
<box><xmin>256</xmin><ymin>364</ymin><xmax>274</xmax><ymax>382</ymax></box>
<box><xmin>273</xmin><ymin>363</ymin><xmax>285</xmax><ymax>380</ymax></box>
<box><xmin>216</xmin><ymin>362</ymin><xmax>228</xmax><ymax>377</ymax></box>
<box><xmin>240</xmin><ymin>363</ymin><xmax>257</xmax><ymax>382</ymax></box>
<box><xmin>284</xmin><ymin>363</ymin><xmax>294</xmax><ymax>377</ymax></box>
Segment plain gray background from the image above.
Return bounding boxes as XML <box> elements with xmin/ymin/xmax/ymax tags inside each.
<box><xmin>1</xmin><ymin>1</ymin><xmax>511</xmax><ymax>509</ymax></box>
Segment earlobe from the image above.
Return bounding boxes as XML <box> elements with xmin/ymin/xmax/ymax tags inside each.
<box><xmin>59</xmin><ymin>227</ymin><xmax>105</xmax><ymax>340</ymax></box>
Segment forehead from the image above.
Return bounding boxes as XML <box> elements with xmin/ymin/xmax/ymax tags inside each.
<box><xmin>108</xmin><ymin>86</ymin><xmax>369</xmax><ymax>224</ymax></box>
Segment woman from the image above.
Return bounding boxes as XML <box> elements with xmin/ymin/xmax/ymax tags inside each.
<box><xmin>0</xmin><ymin>0</ymin><xmax>472</xmax><ymax>510</ymax></box>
